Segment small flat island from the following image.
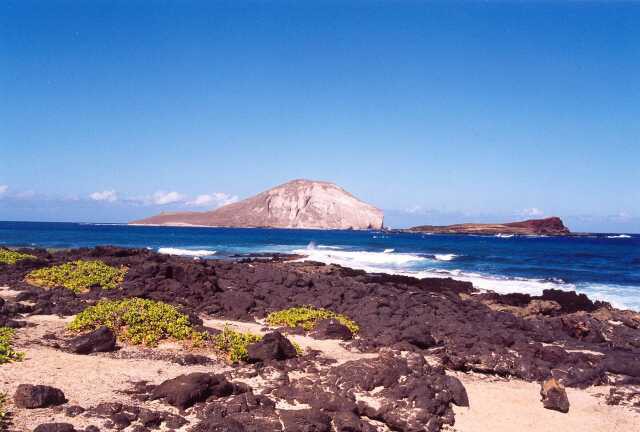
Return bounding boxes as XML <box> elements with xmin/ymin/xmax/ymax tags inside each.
<box><xmin>407</xmin><ymin>217</ymin><xmax>571</xmax><ymax>236</ymax></box>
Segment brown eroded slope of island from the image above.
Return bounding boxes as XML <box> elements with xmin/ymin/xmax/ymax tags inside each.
<box><xmin>408</xmin><ymin>217</ymin><xmax>571</xmax><ymax>236</ymax></box>
<box><xmin>131</xmin><ymin>179</ymin><xmax>384</xmax><ymax>230</ymax></box>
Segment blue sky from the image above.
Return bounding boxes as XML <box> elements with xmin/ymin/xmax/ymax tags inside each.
<box><xmin>1</xmin><ymin>1</ymin><xmax>638</xmax><ymax>232</ymax></box>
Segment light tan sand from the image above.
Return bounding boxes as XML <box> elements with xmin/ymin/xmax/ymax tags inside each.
<box><xmin>451</xmin><ymin>373</ymin><xmax>640</xmax><ymax>432</ymax></box>
<box><xmin>0</xmin><ymin>314</ymin><xmax>227</xmax><ymax>431</ymax></box>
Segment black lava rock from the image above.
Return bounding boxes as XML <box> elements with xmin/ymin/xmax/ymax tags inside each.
<box><xmin>14</xmin><ymin>384</ymin><xmax>66</xmax><ymax>408</ymax></box>
<box><xmin>540</xmin><ymin>378</ymin><xmax>570</xmax><ymax>413</ymax></box>
<box><xmin>312</xmin><ymin>318</ymin><xmax>353</xmax><ymax>340</ymax></box>
<box><xmin>246</xmin><ymin>331</ymin><xmax>298</xmax><ymax>362</ymax></box>
<box><xmin>68</xmin><ymin>326</ymin><xmax>116</xmax><ymax>354</ymax></box>
<box><xmin>33</xmin><ymin>423</ymin><xmax>76</xmax><ymax>432</ymax></box>
<box><xmin>150</xmin><ymin>373</ymin><xmax>236</xmax><ymax>409</ymax></box>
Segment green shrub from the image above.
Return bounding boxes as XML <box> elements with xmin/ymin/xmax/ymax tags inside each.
<box><xmin>265</xmin><ymin>306</ymin><xmax>359</xmax><ymax>335</ymax></box>
<box><xmin>0</xmin><ymin>327</ymin><xmax>24</xmax><ymax>364</ymax></box>
<box><xmin>213</xmin><ymin>326</ymin><xmax>262</xmax><ymax>363</ymax></box>
<box><xmin>0</xmin><ymin>248</ymin><xmax>36</xmax><ymax>265</ymax></box>
<box><xmin>68</xmin><ymin>298</ymin><xmax>206</xmax><ymax>347</ymax></box>
<box><xmin>26</xmin><ymin>260</ymin><xmax>127</xmax><ymax>293</ymax></box>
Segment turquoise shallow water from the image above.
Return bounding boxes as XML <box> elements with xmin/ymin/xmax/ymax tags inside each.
<box><xmin>1</xmin><ymin>221</ymin><xmax>638</xmax><ymax>310</ymax></box>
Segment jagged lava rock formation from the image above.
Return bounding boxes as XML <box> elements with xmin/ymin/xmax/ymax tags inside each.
<box><xmin>408</xmin><ymin>216</ymin><xmax>571</xmax><ymax>236</ymax></box>
<box><xmin>131</xmin><ymin>179</ymin><xmax>384</xmax><ymax>230</ymax></box>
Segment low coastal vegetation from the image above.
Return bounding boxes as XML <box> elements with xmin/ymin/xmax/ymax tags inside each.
<box><xmin>0</xmin><ymin>248</ymin><xmax>36</xmax><ymax>265</ymax></box>
<box><xmin>68</xmin><ymin>298</ymin><xmax>206</xmax><ymax>347</ymax></box>
<box><xmin>0</xmin><ymin>327</ymin><xmax>24</xmax><ymax>364</ymax></box>
<box><xmin>26</xmin><ymin>260</ymin><xmax>127</xmax><ymax>293</ymax></box>
<box><xmin>266</xmin><ymin>305</ymin><xmax>359</xmax><ymax>335</ymax></box>
<box><xmin>213</xmin><ymin>326</ymin><xmax>263</xmax><ymax>362</ymax></box>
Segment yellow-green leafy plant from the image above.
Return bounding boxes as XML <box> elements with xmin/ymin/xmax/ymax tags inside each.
<box><xmin>26</xmin><ymin>260</ymin><xmax>127</xmax><ymax>293</ymax></box>
<box><xmin>266</xmin><ymin>306</ymin><xmax>359</xmax><ymax>335</ymax></box>
<box><xmin>0</xmin><ymin>327</ymin><xmax>24</xmax><ymax>364</ymax></box>
<box><xmin>0</xmin><ymin>248</ymin><xmax>36</xmax><ymax>265</ymax></box>
<box><xmin>68</xmin><ymin>298</ymin><xmax>207</xmax><ymax>347</ymax></box>
<box><xmin>213</xmin><ymin>326</ymin><xmax>262</xmax><ymax>363</ymax></box>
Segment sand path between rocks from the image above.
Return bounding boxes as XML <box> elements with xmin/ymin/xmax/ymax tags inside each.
<box><xmin>451</xmin><ymin>373</ymin><xmax>640</xmax><ymax>432</ymax></box>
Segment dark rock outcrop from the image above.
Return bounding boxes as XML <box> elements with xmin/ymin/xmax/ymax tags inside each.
<box><xmin>14</xmin><ymin>384</ymin><xmax>66</xmax><ymax>408</ymax></box>
<box><xmin>68</xmin><ymin>326</ymin><xmax>116</xmax><ymax>354</ymax></box>
<box><xmin>150</xmin><ymin>373</ymin><xmax>237</xmax><ymax>409</ymax></box>
<box><xmin>311</xmin><ymin>318</ymin><xmax>353</xmax><ymax>340</ymax></box>
<box><xmin>540</xmin><ymin>378</ymin><xmax>570</xmax><ymax>413</ymax></box>
<box><xmin>33</xmin><ymin>423</ymin><xmax>76</xmax><ymax>432</ymax></box>
<box><xmin>246</xmin><ymin>332</ymin><xmax>298</xmax><ymax>363</ymax></box>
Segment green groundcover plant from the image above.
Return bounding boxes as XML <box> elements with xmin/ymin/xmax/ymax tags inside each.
<box><xmin>0</xmin><ymin>327</ymin><xmax>24</xmax><ymax>364</ymax></box>
<box><xmin>213</xmin><ymin>326</ymin><xmax>263</xmax><ymax>363</ymax></box>
<box><xmin>0</xmin><ymin>248</ymin><xmax>36</xmax><ymax>265</ymax></box>
<box><xmin>26</xmin><ymin>260</ymin><xmax>127</xmax><ymax>293</ymax></box>
<box><xmin>265</xmin><ymin>305</ymin><xmax>359</xmax><ymax>335</ymax></box>
<box><xmin>68</xmin><ymin>298</ymin><xmax>207</xmax><ymax>347</ymax></box>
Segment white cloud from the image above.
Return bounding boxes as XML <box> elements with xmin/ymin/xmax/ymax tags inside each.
<box><xmin>89</xmin><ymin>190</ymin><xmax>118</xmax><ymax>202</ymax></box>
<box><xmin>14</xmin><ymin>190</ymin><xmax>36</xmax><ymax>199</ymax></box>
<box><xmin>609</xmin><ymin>211</ymin><xmax>633</xmax><ymax>222</ymax></box>
<box><xmin>187</xmin><ymin>192</ymin><xmax>238</xmax><ymax>208</ymax></box>
<box><xmin>518</xmin><ymin>207</ymin><xmax>544</xmax><ymax>217</ymax></box>
<box><xmin>0</xmin><ymin>185</ymin><xmax>7</xmax><ymax>196</ymax></box>
<box><xmin>151</xmin><ymin>191</ymin><xmax>186</xmax><ymax>205</ymax></box>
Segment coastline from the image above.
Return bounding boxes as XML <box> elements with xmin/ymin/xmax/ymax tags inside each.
<box><xmin>1</xmin><ymin>246</ymin><xmax>639</xmax><ymax>431</ymax></box>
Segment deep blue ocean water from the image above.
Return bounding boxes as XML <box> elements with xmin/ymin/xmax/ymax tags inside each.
<box><xmin>1</xmin><ymin>221</ymin><xmax>638</xmax><ymax>311</ymax></box>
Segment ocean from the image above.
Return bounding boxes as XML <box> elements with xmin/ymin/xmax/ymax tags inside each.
<box><xmin>1</xmin><ymin>221</ymin><xmax>638</xmax><ymax>311</ymax></box>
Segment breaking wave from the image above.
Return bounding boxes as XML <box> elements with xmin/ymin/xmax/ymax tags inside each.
<box><xmin>292</xmin><ymin>246</ymin><xmax>639</xmax><ymax>311</ymax></box>
<box><xmin>292</xmin><ymin>248</ymin><xmax>428</xmax><ymax>268</ymax></box>
<box><xmin>158</xmin><ymin>247</ymin><xmax>217</xmax><ymax>257</ymax></box>
<box><xmin>434</xmin><ymin>253</ymin><xmax>458</xmax><ymax>261</ymax></box>
<box><xmin>607</xmin><ymin>234</ymin><xmax>631</xmax><ymax>239</ymax></box>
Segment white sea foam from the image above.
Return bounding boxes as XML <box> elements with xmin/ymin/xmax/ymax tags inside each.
<box><xmin>495</xmin><ymin>234</ymin><xmax>514</xmax><ymax>238</ymax></box>
<box><xmin>607</xmin><ymin>234</ymin><xmax>631</xmax><ymax>239</ymax></box>
<box><xmin>293</xmin><ymin>246</ymin><xmax>639</xmax><ymax>311</ymax></box>
<box><xmin>317</xmin><ymin>245</ymin><xmax>344</xmax><ymax>250</ymax></box>
<box><xmin>292</xmin><ymin>248</ymin><xmax>427</xmax><ymax>268</ymax></box>
<box><xmin>158</xmin><ymin>247</ymin><xmax>217</xmax><ymax>257</ymax></box>
<box><xmin>434</xmin><ymin>253</ymin><xmax>458</xmax><ymax>261</ymax></box>
<box><xmin>383</xmin><ymin>248</ymin><xmax>395</xmax><ymax>253</ymax></box>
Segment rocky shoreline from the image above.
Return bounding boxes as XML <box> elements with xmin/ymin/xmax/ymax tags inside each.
<box><xmin>1</xmin><ymin>246</ymin><xmax>639</xmax><ymax>431</ymax></box>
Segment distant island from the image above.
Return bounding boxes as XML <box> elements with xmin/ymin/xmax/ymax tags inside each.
<box><xmin>407</xmin><ymin>216</ymin><xmax>571</xmax><ymax>236</ymax></box>
<box><xmin>131</xmin><ymin>179</ymin><xmax>384</xmax><ymax>230</ymax></box>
